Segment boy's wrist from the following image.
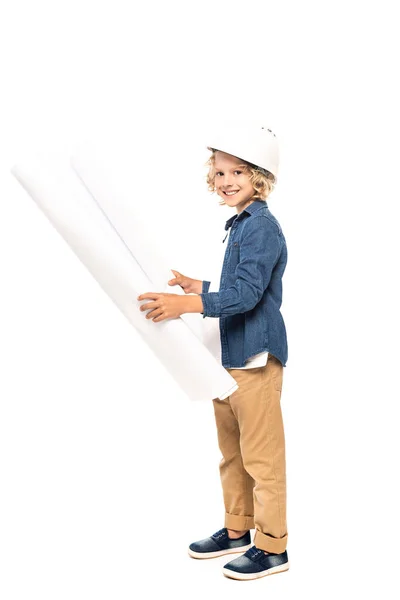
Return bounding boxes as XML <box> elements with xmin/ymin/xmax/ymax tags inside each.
<box><xmin>183</xmin><ymin>295</ymin><xmax>204</xmax><ymax>314</ymax></box>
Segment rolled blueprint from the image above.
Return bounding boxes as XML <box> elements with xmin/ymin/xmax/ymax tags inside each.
<box><xmin>69</xmin><ymin>142</ymin><xmax>221</xmax><ymax>356</ymax></box>
<box><xmin>10</xmin><ymin>155</ymin><xmax>238</xmax><ymax>402</ymax></box>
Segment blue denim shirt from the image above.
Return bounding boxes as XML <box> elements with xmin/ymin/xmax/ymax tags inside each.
<box><xmin>199</xmin><ymin>199</ymin><xmax>288</xmax><ymax>368</ymax></box>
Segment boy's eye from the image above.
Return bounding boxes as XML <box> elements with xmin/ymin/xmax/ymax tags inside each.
<box><xmin>216</xmin><ymin>170</ymin><xmax>242</xmax><ymax>176</ymax></box>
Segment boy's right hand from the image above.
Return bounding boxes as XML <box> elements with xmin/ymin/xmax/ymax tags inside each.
<box><xmin>168</xmin><ymin>270</ymin><xmax>203</xmax><ymax>295</ymax></box>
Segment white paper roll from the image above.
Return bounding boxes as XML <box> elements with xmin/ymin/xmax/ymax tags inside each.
<box><xmin>10</xmin><ymin>154</ymin><xmax>238</xmax><ymax>402</ymax></box>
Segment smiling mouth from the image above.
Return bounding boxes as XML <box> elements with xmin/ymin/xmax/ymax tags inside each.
<box><xmin>223</xmin><ymin>190</ymin><xmax>239</xmax><ymax>196</ymax></box>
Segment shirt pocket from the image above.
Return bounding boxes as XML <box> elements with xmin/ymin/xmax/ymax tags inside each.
<box><xmin>226</xmin><ymin>240</ymin><xmax>240</xmax><ymax>273</ymax></box>
<box><xmin>230</xmin><ymin>241</ymin><xmax>240</xmax><ymax>260</ymax></box>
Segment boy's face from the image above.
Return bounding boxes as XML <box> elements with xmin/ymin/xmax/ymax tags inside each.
<box><xmin>214</xmin><ymin>151</ymin><xmax>256</xmax><ymax>213</ymax></box>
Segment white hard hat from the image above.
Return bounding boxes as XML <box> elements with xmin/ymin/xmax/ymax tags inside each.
<box><xmin>207</xmin><ymin>125</ymin><xmax>279</xmax><ymax>181</ymax></box>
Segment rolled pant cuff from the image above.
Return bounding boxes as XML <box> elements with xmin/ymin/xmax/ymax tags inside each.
<box><xmin>224</xmin><ymin>512</ymin><xmax>255</xmax><ymax>531</ymax></box>
<box><xmin>253</xmin><ymin>529</ymin><xmax>288</xmax><ymax>554</ymax></box>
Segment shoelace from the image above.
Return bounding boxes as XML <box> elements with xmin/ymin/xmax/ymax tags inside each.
<box><xmin>212</xmin><ymin>527</ymin><xmax>227</xmax><ymax>540</ymax></box>
<box><xmin>244</xmin><ymin>545</ymin><xmax>264</xmax><ymax>560</ymax></box>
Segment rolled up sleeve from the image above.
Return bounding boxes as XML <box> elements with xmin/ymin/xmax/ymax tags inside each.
<box><xmin>202</xmin><ymin>280</ymin><xmax>211</xmax><ymax>294</ymax></box>
<box><xmin>200</xmin><ymin>216</ymin><xmax>281</xmax><ymax>318</ymax></box>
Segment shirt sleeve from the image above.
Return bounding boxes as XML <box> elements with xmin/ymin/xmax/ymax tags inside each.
<box><xmin>202</xmin><ymin>280</ymin><xmax>211</xmax><ymax>294</ymax></box>
<box><xmin>199</xmin><ymin>216</ymin><xmax>282</xmax><ymax>318</ymax></box>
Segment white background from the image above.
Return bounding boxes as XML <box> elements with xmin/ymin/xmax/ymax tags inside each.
<box><xmin>1</xmin><ymin>1</ymin><xmax>399</xmax><ymax>598</ymax></box>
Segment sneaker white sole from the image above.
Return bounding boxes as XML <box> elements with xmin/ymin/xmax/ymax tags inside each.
<box><xmin>222</xmin><ymin>561</ymin><xmax>290</xmax><ymax>580</ymax></box>
<box><xmin>188</xmin><ymin>543</ymin><xmax>253</xmax><ymax>560</ymax></box>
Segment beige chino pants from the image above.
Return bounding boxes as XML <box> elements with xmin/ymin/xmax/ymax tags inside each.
<box><xmin>212</xmin><ymin>354</ymin><xmax>288</xmax><ymax>554</ymax></box>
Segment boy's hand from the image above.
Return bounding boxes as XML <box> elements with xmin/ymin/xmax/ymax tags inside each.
<box><xmin>168</xmin><ymin>269</ymin><xmax>202</xmax><ymax>295</ymax></box>
<box><xmin>137</xmin><ymin>292</ymin><xmax>188</xmax><ymax>322</ymax></box>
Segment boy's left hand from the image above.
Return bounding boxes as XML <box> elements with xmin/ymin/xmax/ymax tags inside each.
<box><xmin>137</xmin><ymin>292</ymin><xmax>187</xmax><ymax>323</ymax></box>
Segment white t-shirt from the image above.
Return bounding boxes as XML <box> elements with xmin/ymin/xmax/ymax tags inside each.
<box><xmin>234</xmin><ymin>350</ymin><xmax>269</xmax><ymax>369</ymax></box>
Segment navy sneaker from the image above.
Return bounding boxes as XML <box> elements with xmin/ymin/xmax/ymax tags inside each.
<box><xmin>222</xmin><ymin>545</ymin><xmax>290</xmax><ymax>580</ymax></box>
<box><xmin>188</xmin><ymin>527</ymin><xmax>252</xmax><ymax>559</ymax></box>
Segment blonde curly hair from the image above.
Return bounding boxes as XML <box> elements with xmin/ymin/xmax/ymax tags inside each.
<box><xmin>205</xmin><ymin>148</ymin><xmax>276</xmax><ymax>205</ymax></box>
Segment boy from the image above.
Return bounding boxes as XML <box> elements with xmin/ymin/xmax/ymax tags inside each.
<box><xmin>137</xmin><ymin>126</ymin><xmax>289</xmax><ymax>581</ymax></box>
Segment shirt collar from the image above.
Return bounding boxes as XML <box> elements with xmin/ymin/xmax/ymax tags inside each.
<box><xmin>224</xmin><ymin>199</ymin><xmax>268</xmax><ymax>231</ymax></box>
